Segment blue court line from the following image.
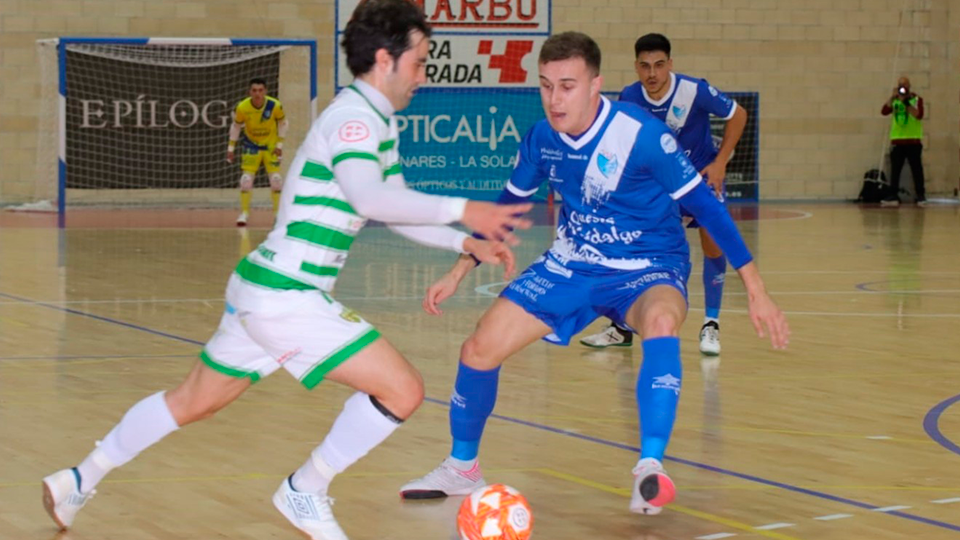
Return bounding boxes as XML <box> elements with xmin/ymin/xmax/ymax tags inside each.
<box><xmin>0</xmin><ymin>292</ymin><xmax>203</xmax><ymax>346</ymax></box>
<box><xmin>923</xmin><ymin>394</ymin><xmax>960</xmax><ymax>457</ymax></box>
<box><xmin>6</xmin><ymin>290</ymin><xmax>959</xmax><ymax>533</ymax></box>
<box><xmin>422</xmin><ymin>398</ymin><xmax>960</xmax><ymax>534</ymax></box>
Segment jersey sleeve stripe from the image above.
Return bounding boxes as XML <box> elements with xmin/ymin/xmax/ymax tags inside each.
<box><xmin>670</xmin><ymin>175</ymin><xmax>703</xmax><ymax>200</ymax></box>
<box><xmin>292</xmin><ymin>196</ymin><xmax>358</xmax><ymax>215</ymax></box>
<box><xmin>301</xmin><ymin>161</ymin><xmax>334</xmax><ymax>182</ymax></box>
<box><xmin>299</xmin><ymin>261</ymin><xmax>341</xmax><ymax>278</ymax></box>
<box><xmin>286</xmin><ymin>221</ymin><xmax>356</xmax><ymax>251</ymax></box>
<box><xmin>383</xmin><ymin>162</ymin><xmax>402</xmax><ymax>178</ymax></box>
<box><xmin>332</xmin><ymin>151</ymin><xmax>379</xmax><ymax>166</ymax></box>
<box><xmin>506</xmin><ymin>181</ymin><xmax>539</xmax><ymax>198</ymax></box>
<box><xmin>722</xmin><ymin>101</ymin><xmax>738</xmax><ymax>121</ymax></box>
<box><xmin>378</xmin><ymin>139</ymin><xmax>396</xmax><ymax>152</ymax></box>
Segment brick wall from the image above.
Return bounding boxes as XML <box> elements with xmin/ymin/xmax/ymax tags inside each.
<box><xmin>1</xmin><ymin>0</ymin><xmax>957</xmax><ymax>202</ymax></box>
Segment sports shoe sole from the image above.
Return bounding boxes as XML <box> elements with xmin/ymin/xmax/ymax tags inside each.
<box><xmin>639</xmin><ymin>473</ymin><xmax>676</xmax><ymax>507</ymax></box>
<box><xmin>42</xmin><ymin>480</ymin><xmax>67</xmax><ymax>530</ymax></box>
<box><xmin>580</xmin><ymin>340</ymin><xmax>633</xmax><ymax>349</ymax></box>
<box><xmin>400</xmin><ymin>489</ymin><xmax>453</xmax><ymax>500</ymax></box>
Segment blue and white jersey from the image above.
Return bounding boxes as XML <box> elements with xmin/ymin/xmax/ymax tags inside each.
<box><xmin>506</xmin><ymin>96</ymin><xmax>702</xmax><ymax>273</ymax></box>
<box><xmin>619</xmin><ymin>72</ymin><xmax>737</xmax><ymax>171</ymax></box>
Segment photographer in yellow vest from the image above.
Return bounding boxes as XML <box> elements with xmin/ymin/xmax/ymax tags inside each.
<box><xmin>880</xmin><ymin>76</ymin><xmax>926</xmax><ymax>207</ymax></box>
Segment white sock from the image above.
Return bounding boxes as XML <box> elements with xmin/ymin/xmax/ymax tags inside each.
<box><xmin>86</xmin><ymin>391</ymin><xmax>179</xmax><ymax>489</ymax></box>
<box><xmin>447</xmin><ymin>456</ymin><xmax>478</xmax><ymax>471</ymax></box>
<box><xmin>704</xmin><ymin>316</ymin><xmax>719</xmax><ymax>326</ymax></box>
<box><xmin>75</xmin><ymin>445</ymin><xmax>116</xmax><ymax>494</ymax></box>
<box><xmin>292</xmin><ymin>447</ymin><xmax>338</xmax><ymax>494</ymax></box>
<box><xmin>315</xmin><ymin>392</ymin><xmax>402</xmax><ymax>478</ymax></box>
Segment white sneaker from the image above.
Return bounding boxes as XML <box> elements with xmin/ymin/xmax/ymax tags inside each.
<box><xmin>579</xmin><ymin>324</ymin><xmax>633</xmax><ymax>349</ymax></box>
<box><xmin>629</xmin><ymin>458</ymin><xmax>675</xmax><ymax>515</ymax></box>
<box><xmin>399</xmin><ymin>457</ymin><xmax>485</xmax><ymax>499</ymax></box>
<box><xmin>42</xmin><ymin>468</ymin><xmax>95</xmax><ymax>530</ymax></box>
<box><xmin>699</xmin><ymin>322</ymin><xmax>721</xmax><ymax>356</ymax></box>
<box><xmin>272</xmin><ymin>475</ymin><xmax>348</xmax><ymax>540</ymax></box>
<box><xmin>236</xmin><ymin>211</ymin><xmax>249</xmax><ymax>226</ymax></box>
<box><xmin>880</xmin><ymin>199</ymin><xmax>900</xmax><ymax>207</ymax></box>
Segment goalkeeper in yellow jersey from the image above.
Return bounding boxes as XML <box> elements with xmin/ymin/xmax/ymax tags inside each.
<box><xmin>227</xmin><ymin>78</ymin><xmax>289</xmax><ymax>226</ymax></box>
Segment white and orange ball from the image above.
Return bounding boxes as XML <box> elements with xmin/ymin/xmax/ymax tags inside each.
<box><xmin>457</xmin><ymin>483</ymin><xmax>533</xmax><ymax>540</ymax></box>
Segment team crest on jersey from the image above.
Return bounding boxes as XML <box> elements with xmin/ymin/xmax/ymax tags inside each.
<box><xmin>548</xmin><ymin>164</ymin><xmax>562</xmax><ymax>184</ymax></box>
<box><xmin>339</xmin><ymin>308</ymin><xmax>362</xmax><ymax>323</ymax></box>
<box><xmin>596</xmin><ymin>151</ymin><xmax>619</xmax><ymax>178</ymax></box>
<box><xmin>671</xmin><ymin>104</ymin><xmax>687</xmax><ymax>119</ymax></box>
<box><xmin>660</xmin><ymin>133</ymin><xmax>678</xmax><ymax>154</ymax></box>
<box><xmin>339</xmin><ymin>121</ymin><xmax>370</xmax><ymax>143</ymax></box>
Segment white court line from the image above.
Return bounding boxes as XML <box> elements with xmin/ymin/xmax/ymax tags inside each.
<box><xmin>696</xmin><ymin>533</ymin><xmax>737</xmax><ymax>540</ymax></box>
<box><xmin>814</xmin><ymin>514</ymin><xmax>854</xmax><ymax>521</ymax></box>
<box><xmin>873</xmin><ymin>505</ymin><xmax>911</xmax><ymax>512</ymax></box>
<box><xmin>750</xmin><ymin>209</ymin><xmax>813</xmax><ymax>221</ymax></box>
<box><xmin>931</xmin><ymin>497</ymin><xmax>960</xmax><ymax>504</ymax></box>
<box><xmin>866</xmin><ymin>435</ymin><xmax>893</xmax><ymax>440</ymax></box>
<box><xmin>754</xmin><ymin>523</ymin><xmax>795</xmax><ymax>530</ymax></box>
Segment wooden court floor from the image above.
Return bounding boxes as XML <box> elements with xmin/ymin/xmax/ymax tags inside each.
<box><xmin>1</xmin><ymin>203</ymin><xmax>959</xmax><ymax>540</ymax></box>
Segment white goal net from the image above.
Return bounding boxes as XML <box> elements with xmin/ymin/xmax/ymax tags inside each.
<box><xmin>34</xmin><ymin>38</ymin><xmax>315</xmax><ymax>213</ymax></box>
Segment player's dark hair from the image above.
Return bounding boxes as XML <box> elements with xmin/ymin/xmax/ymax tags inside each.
<box><xmin>634</xmin><ymin>33</ymin><xmax>671</xmax><ymax>58</ymax></box>
<box><xmin>249</xmin><ymin>77</ymin><xmax>267</xmax><ymax>87</ymax></box>
<box><xmin>538</xmin><ymin>32</ymin><xmax>601</xmax><ymax>76</ymax></box>
<box><xmin>342</xmin><ymin>0</ymin><xmax>432</xmax><ymax>77</ymax></box>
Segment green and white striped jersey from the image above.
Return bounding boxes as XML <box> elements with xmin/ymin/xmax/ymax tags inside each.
<box><xmin>233</xmin><ymin>81</ymin><xmax>464</xmax><ymax>293</ymax></box>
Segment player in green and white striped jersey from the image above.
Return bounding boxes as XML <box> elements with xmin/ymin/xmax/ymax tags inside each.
<box><xmin>41</xmin><ymin>2</ymin><xmax>531</xmax><ymax>539</ymax></box>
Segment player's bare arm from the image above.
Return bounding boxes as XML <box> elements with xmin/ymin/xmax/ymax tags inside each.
<box><xmin>735</xmin><ymin>262</ymin><xmax>790</xmax><ymax>349</ymax></box>
<box><xmin>423</xmin><ymin>254</ymin><xmax>483</xmax><ymax>315</ymax></box>
<box><xmin>701</xmin><ymin>105</ymin><xmax>747</xmax><ymax>194</ymax></box>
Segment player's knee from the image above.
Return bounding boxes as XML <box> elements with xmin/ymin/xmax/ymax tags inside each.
<box><xmin>239</xmin><ymin>174</ymin><xmax>254</xmax><ymax>191</ymax></box>
<box><xmin>459</xmin><ymin>331</ymin><xmax>502</xmax><ymax>370</ymax></box>
<box><xmin>269</xmin><ymin>173</ymin><xmax>283</xmax><ymax>191</ymax></box>
<box><xmin>379</xmin><ymin>366</ymin><xmax>424</xmax><ymax>420</ymax></box>
<box><xmin>641</xmin><ymin>310</ymin><xmax>683</xmax><ymax>339</ymax></box>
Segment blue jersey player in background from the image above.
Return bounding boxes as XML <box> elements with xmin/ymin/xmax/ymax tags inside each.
<box><xmin>581</xmin><ymin>33</ymin><xmax>748</xmax><ymax>356</ymax></box>
<box><xmin>399</xmin><ymin>32</ymin><xmax>788</xmax><ymax>516</ymax></box>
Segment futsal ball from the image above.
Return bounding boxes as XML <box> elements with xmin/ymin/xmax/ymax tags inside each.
<box><xmin>457</xmin><ymin>483</ymin><xmax>533</xmax><ymax>540</ymax></box>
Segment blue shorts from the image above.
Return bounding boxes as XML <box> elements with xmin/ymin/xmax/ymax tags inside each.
<box><xmin>500</xmin><ymin>254</ymin><xmax>691</xmax><ymax>346</ymax></box>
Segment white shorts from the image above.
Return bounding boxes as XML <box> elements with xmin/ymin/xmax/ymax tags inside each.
<box><xmin>201</xmin><ymin>274</ymin><xmax>380</xmax><ymax>389</ymax></box>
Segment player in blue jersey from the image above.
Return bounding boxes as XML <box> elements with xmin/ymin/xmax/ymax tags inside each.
<box><xmin>580</xmin><ymin>33</ymin><xmax>748</xmax><ymax>356</ymax></box>
<box><xmin>399</xmin><ymin>32</ymin><xmax>788</xmax><ymax>516</ymax></box>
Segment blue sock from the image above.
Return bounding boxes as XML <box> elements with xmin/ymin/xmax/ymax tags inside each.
<box><xmin>450</xmin><ymin>362</ymin><xmax>500</xmax><ymax>461</ymax></box>
<box><xmin>637</xmin><ymin>337</ymin><xmax>682</xmax><ymax>461</ymax></box>
<box><xmin>703</xmin><ymin>254</ymin><xmax>727</xmax><ymax>321</ymax></box>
